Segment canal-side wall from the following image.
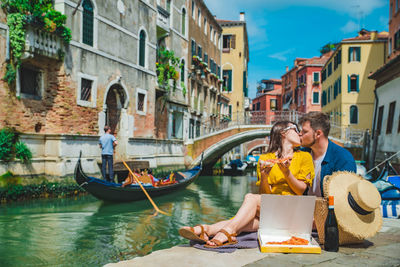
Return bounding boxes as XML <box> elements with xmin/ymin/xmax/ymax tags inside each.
<box><xmin>0</xmin><ymin>134</ymin><xmax>185</xmax><ymax>177</ymax></box>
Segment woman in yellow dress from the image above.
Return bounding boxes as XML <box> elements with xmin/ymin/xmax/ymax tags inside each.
<box><xmin>179</xmin><ymin>121</ymin><xmax>315</xmax><ymax>248</ymax></box>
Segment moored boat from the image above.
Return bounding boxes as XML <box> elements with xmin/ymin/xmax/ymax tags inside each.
<box><xmin>74</xmin><ymin>153</ymin><xmax>202</xmax><ymax>202</ymax></box>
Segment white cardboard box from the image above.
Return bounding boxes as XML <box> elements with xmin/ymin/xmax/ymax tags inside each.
<box><xmin>258</xmin><ymin>194</ymin><xmax>321</xmax><ymax>254</ymax></box>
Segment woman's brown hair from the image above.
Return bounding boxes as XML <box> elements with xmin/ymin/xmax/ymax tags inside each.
<box><xmin>266</xmin><ymin>120</ymin><xmax>298</xmax><ymax>158</ymax></box>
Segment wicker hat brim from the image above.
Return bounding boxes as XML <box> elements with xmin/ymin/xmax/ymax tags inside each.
<box><xmin>323</xmin><ymin>171</ymin><xmax>382</xmax><ymax>239</ymax></box>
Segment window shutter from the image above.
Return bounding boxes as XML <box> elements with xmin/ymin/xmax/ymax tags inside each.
<box><xmin>228</xmin><ymin>70</ymin><xmax>232</xmax><ymax>91</ymax></box>
<box><xmin>339</xmin><ymin>76</ymin><xmax>341</xmax><ymax>93</ymax></box>
<box><xmin>347</xmin><ymin>75</ymin><xmax>351</xmax><ymax>93</ymax></box>
<box><xmin>356</xmin><ymin>75</ymin><xmax>359</xmax><ymax>92</ymax></box>
<box><xmin>231</xmin><ymin>35</ymin><xmax>236</xmax><ymax>49</ymax></box>
<box><xmin>348</xmin><ymin>48</ymin><xmax>351</xmax><ymax>62</ymax></box>
<box><xmin>356</xmin><ymin>47</ymin><xmax>361</xmax><ymax>62</ymax></box>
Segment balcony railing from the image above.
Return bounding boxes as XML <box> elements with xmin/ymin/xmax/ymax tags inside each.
<box><xmin>22</xmin><ymin>25</ymin><xmax>63</xmax><ymax>60</ymax></box>
<box><xmin>157</xmin><ymin>5</ymin><xmax>170</xmax><ymax>32</ymax></box>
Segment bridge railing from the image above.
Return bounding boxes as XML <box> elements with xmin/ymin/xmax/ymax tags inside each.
<box><xmin>198</xmin><ymin>110</ymin><xmax>365</xmax><ymax>147</ymax></box>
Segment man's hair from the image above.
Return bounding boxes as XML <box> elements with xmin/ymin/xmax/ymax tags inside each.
<box><xmin>104</xmin><ymin>125</ymin><xmax>110</xmax><ymax>132</ymax></box>
<box><xmin>299</xmin><ymin>112</ymin><xmax>330</xmax><ymax>137</ymax></box>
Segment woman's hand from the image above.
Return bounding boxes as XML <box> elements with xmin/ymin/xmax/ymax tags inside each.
<box><xmin>277</xmin><ymin>158</ymin><xmax>291</xmax><ymax>177</ymax></box>
<box><xmin>259</xmin><ymin>160</ymin><xmax>273</xmax><ymax>194</ymax></box>
<box><xmin>259</xmin><ymin>160</ymin><xmax>274</xmax><ymax>175</ymax></box>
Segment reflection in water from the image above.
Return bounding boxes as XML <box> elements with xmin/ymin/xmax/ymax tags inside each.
<box><xmin>0</xmin><ymin>173</ymin><xmax>257</xmax><ymax>266</ymax></box>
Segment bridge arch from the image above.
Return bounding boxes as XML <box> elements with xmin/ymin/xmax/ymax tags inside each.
<box><xmin>190</xmin><ymin>128</ymin><xmax>271</xmax><ymax>169</ymax></box>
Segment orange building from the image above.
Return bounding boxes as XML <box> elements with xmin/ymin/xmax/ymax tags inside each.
<box><xmin>251</xmin><ymin>79</ymin><xmax>282</xmax><ymax>124</ymax></box>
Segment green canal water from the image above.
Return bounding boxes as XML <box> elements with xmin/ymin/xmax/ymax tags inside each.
<box><xmin>0</xmin><ymin>172</ymin><xmax>259</xmax><ymax>266</ymax></box>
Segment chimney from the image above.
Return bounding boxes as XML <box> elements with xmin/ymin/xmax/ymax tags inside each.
<box><xmin>239</xmin><ymin>12</ymin><xmax>245</xmax><ymax>21</ymax></box>
<box><xmin>371</xmin><ymin>31</ymin><xmax>378</xmax><ymax>40</ymax></box>
<box><xmin>286</xmin><ymin>66</ymin><xmax>289</xmax><ymax>72</ymax></box>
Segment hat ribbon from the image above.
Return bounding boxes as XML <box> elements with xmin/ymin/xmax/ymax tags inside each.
<box><xmin>347</xmin><ymin>192</ymin><xmax>373</xmax><ymax>215</ymax></box>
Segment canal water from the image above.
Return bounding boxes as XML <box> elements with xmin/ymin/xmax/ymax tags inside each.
<box><xmin>0</xmin><ymin>171</ymin><xmax>259</xmax><ymax>266</ymax></box>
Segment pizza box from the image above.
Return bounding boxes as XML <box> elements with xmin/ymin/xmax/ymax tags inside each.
<box><xmin>258</xmin><ymin>194</ymin><xmax>321</xmax><ymax>254</ymax></box>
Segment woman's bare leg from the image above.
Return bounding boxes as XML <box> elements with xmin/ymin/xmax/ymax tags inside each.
<box><xmin>206</xmin><ymin>193</ymin><xmax>261</xmax><ymax>246</ymax></box>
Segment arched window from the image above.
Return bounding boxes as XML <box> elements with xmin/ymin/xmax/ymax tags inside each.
<box><xmin>181</xmin><ymin>8</ymin><xmax>186</xmax><ymax>35</ymax></box>
<box><xmin>82</xmin><ymin>0</ymin><xmax>94</xmax><ymax>46</ymax></box>
<box><xmin>350</xmin><ymin>105</ymin><xmax>358</xmax><ymax>124</ymax></box>
<box><xmin>139</xmin><ymin>30</ymin><xmax>146</xmax><ymax>67</ymax></box>
<box><xmin>180</xmin><ymin>59</ymin><xmax>185</xmax><ymax>82</ymax></box>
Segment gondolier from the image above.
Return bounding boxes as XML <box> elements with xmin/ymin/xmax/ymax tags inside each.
<box><xmin>99</xmin><ymin>125</ymin><xmax>118</xmax><ymax>183</ymax></box>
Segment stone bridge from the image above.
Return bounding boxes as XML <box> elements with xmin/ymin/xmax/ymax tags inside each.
<box><xmin>186</xmin><ymin>125</ymin><xmax>272</xmax><ymax>170</ymax></box>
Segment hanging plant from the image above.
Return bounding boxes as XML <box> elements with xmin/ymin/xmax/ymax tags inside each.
<box><xmin>1</xmin><ymin>0</ymin><xmax>72</xmax><ymax>85</ymax></box>
<box><xmin>156</xmin><ymin>47</ymin><xmax>184</xmax><ymax>95</ymax></box>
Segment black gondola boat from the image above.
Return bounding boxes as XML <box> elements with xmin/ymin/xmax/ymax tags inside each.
<box><xmin>74</xmin><ymin>153</ymin><xmax>202</xmax><ymax>202</ymax></box>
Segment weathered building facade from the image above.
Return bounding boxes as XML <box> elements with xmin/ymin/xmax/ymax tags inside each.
<box><xmin>187</xmin><ymin>0</ymin><xmax>223</xmax><ymax>139</ymax></box>
<box><xmin>218</xmin><ymin>13</ymin><xmax>249</xmax><ymax>122</ymax></box>
<box><xmin>0</xmin><ymin>0</ymin><xmax>188</xmax><ymax>176</ymax></box>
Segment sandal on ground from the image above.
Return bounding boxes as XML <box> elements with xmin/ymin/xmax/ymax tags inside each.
<box><xmin>178</xmin><ymin>224</ymin><xmax>209</xmax><ymax>243</ymax></box>
<box><xmin>204</xmin><ymin>229</ymin><xmax>237</xmax><ymax>248</ymax></box>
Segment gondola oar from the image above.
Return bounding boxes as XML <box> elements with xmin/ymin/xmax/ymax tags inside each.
<box><xmin>122</xmin><ymin>160</ymin><xmax>170</xmax><ymax>216</ymax></box>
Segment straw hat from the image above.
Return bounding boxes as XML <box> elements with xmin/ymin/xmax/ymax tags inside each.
<box><xmin>323</xmin><ymin>171</ymin><xmax>382</xmax><ymax>239</ymax></box>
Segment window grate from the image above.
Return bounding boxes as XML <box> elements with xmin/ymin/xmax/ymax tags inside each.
<box><xmin>20</xmin><ymin>66</ymin><xmax>41</xmax><ymax>97</ymax></box>
<box><xmin>137</xmin><ymin>93</ymin><xmax>145</xmax><ymax>112</ymax></box>
<box><xmin>81</xmin><ymin>78</ymin><xmax>92</xmax><ymax>101</ymax></box>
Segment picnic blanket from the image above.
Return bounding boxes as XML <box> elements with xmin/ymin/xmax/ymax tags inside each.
<box><xmin>190</xmin><ymin>232</ymin><xmax>258</xmax><ymax>253</ymax></box>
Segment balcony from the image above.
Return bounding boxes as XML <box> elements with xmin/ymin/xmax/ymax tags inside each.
<box><xmin>22</xmin><ymin>25</ymin><xmax>63</xmax><ymax>60</ymax></box>
<box><xmin>157</xmin><ymin>5</ymin><xmax>170</xmax><ymax>34</ymax></box>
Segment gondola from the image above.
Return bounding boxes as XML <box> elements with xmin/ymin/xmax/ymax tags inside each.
<box><xmin>74</xmin><ymin>153</ymin><xmax>202</xmax><ymax>202</ymax></box>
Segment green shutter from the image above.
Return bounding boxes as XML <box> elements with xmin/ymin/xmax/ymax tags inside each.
<box><xmin>348</xmin><ymin>47</ymin><xmax>351</xmax><ymax>62</ymax></box>
<box><xmin>356</xmin><ymin>75</ymin><xmax>359</xmax><ymax>92</ymax></box>
<box><xmin>356</xmin><ymin>47</ymin><xmax>361</xmax><ymax>62</ymax></box>
<box><xmin>348</xmin><ymin>75</ymin><xmax>351</xmax><ymax>92</ymax></box>
<box><xmin>228</xmin><ymin>70</ymin><xmax>232</xmax><ymax>91</ymax></box>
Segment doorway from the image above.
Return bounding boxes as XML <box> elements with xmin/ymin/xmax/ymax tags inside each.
<box><xmin>105</xmin><ymin>84</ymin><xmax>126</xmax><ymax>135</ymax></box>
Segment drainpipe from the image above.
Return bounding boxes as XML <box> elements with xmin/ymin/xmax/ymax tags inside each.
<box><xmin>369</xmin><ymin>89</ymin><xmax>379</xmax><ymax>169</ymax></box>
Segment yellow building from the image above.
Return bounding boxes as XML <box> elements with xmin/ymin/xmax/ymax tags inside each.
<box><xmin>217</xmin><ymin>12</ymin><xmax>249</xmax><ymax>122</ymax></box>
<box><xmin>321</xmin><ymin>30</ymin><xmax>388</xmax><ymax>140</ymax></box>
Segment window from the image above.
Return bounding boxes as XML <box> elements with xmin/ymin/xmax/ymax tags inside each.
<box><xmin>139</xmin><ymin>30</ymin><xmax>146</xmax><ymax>67</ymax></box>
<box><xmin>196</xmin><ymin>120</ymin><xmax>200</xmax><ymax>137</ymax></box>
<box><xmin>204</xmin><ymin>53</ymin><xmax>208</xmax><ymax>66</ymax></box>
<box><xmin>181</xmin><ymin>8</ymin><xmax>186</xmax><ymax>35</ymax></box>
<box><xmin>313</xmin><ymin>72</ymin><xmax>319</xmax><ymax>82</ymax></box>
<box><xmin>204</xmin><ymin>17</ymin><xmax>207</xmax><ymax>34</ymax></box>
<box><xmin>327</xmin><ymin>62</ymin><xmax>332</xmax><ymax>76</ymax></box>
<box><xmin>350</xmin><ymin>105</ymin><xmax>358</xmax><ymax>124</ymax></box>
<box><xmin>386</xmin><ymin>101</ymin><xmax>396</xmax><ymax>134</ymax></box>
<box><xmin>136</xmin><ymin>89</ymin><xmax>147</xmax><ymax>115</ymax></box>
<box><xmin>223</xmin><ymin>70</ymin><xmax>232</xmax><ymax>92</ymax></box>
<box><xmin>189</xmin><ymin>118</ymin><xmax>194</xmax><ymax>139</ymax></box>
<box><xmin>228</xmin><ymin>105</ymin><xmax>232</xmax><ymax>118</ymax></box>
<box><xmin>328</xmin><ymin>87</ymin><xmax>331</xmax><ymax>103</ymax></box>
<box><xmin>80</xmin><ymin>78</ymin><xmax>92</xmax><ymax>102</ymax></box>
<box><xmin>180</xmin><ymin>59</ymin><xmax>185</xmax><ymax>82</ymax></box>
<box><xmin>82</xmin><ymin>0</ymin><xmax>94</xmax><ymax>46</ymax></box>
<box><xmin>191</xmin><ymin>0</ymin><xmax>195</xmax><ymax>18</ymax></box>
<box><xmin>19</xmin><ymin>65</ymin><xmax>42</xmax><ymax>99</ymax></box>
<box><xmin>333</xmin><ymin>80</ymin><xmax>338</xmax><ymax>99</ymax></box>
<box><xmin>256</xmin><ymin>102</ymin><xmax>260</xmax><ymax>110</ymax></box>
<box><xmin>270</xmin><ymin>99</ymin><xmax>277</xmax><ymax>111</ymax></box>
<box><xmin>210</xmin><ymin>26</ymin><xmax>213</xmax><ymax>41</ymax></box>
<box><xmin>377</xmin><ymin>105</ymin><xmax>384</xmax><ymax>135</ymax></box>
<box><xmin>197</xmin><ymin>9</ymin><xmax>201</xmax><ymax>27</ymax></box>
<box><xmin>191</xmin><ymin>39</ymin><xmax>196</xmax><ymax>59</ymax></box>
<box><xmin>338</xmin><ymin>49</ymin><xmax>342</xmax><ymax>64</ymax></box>
<box><xmin>348</xmin><ymin>74</ymin><xmax>359</xmax><ymax>92</ymax></box>
<box><xmin>312</xmin><ymin>91</ymin><xmax>319</xmax><ymax>104</ymax></box>
<box><xmin>223</xmin><ymin>35</ymin><xmax>235</xmax><ymax>51</ymax></box>
<box><xmin>166</xmin><ymin>0</ymin><xmax>171</xmax><ymax>12</ymax></box>
<box><xmin>338</xmin><ymin>76</ymin><xmax>342</xmax><ymax>94</ymax></box>
<box><xmin>197</xmin><ymin>45</ymin><xmax>202</xmax><ymax>59</ymax></box>
<box><xmin>349</xmin><ymin>47</ymin><xmax>361</xmax><ymax>62</ymax></box>
<box><xmin>137</xmin><ymin>93</ymin><xmax>145</xmax><ymax>111</ymax></box>
<box><xmin>77</xmin><ymin>73</ymin><xmax>97</xmax><ymax>107</ymax></box>
<box><xmin>322</xmin><ymin>91</ymin><xmax>327</xmax><ymax>106</ymax></box>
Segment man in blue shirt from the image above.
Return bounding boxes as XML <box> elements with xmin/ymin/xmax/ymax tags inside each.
<box><xmin>99</xmin><ymin>125</ymin><xmax>118</xmax><ymax>182</ymax></box>
<box><xmin>299</xmin><ymin>112</ymin><xmax>356</xmax><ymax>197</ymax></box>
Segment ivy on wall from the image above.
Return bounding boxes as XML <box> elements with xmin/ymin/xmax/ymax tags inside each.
<box><xmin>1</xmin><ymin>0</ymin><xmax>72</xmax><ymax>85</ymax></box>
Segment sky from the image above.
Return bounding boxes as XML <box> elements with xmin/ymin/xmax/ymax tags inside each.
<box><xmin>203</xmin><ymin>0</ymin><xmax>389</xmax><ymax>99</ymax></box>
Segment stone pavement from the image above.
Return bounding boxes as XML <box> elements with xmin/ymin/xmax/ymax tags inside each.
<box><xmin>105</xmin><ymin>218</ymin><xmax>400</xmax><ymax>267</ymax></box>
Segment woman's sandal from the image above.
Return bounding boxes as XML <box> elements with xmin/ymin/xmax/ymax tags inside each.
<box><xmin>178</xmin><ymin>224</ymin><xmax>209</xmax><ymax>243</ymax></box>
<box><xmin>204</xmin><ymin>229</ymin><xmax>237</xmax><ymax>248</ymax></box>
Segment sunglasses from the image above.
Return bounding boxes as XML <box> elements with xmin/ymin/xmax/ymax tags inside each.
<box><xmin>282</xmin><ymin>124</ymin><xmax>300</xmax><ymax>133</ymax></box>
